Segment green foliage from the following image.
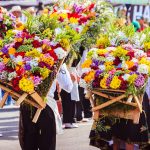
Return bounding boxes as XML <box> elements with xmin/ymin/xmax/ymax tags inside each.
<box><xmin>17</xmin><ymin>45</ymin><xmax>33</xmax><ymax>52</ymax></box>
<box><xmin>122</xmin><ymin>25</ymin><xmax>135</xmax><ymax>38</ymax></box>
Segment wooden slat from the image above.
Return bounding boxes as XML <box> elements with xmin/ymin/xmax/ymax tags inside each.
<box><xmin>29</xmin><ymin>91</ymin><xmax>46</xmax><ymax>108</ymax></box>
<box><xmin>16</xmin><ymin>93</ymin><xmax>28</xmax><ymax>106</ymax></box>
<box><xmin>134</xmin><ymin>95</ymin><xmax>142</xmax><ymax>113</ymax></box>
<box><xmin>32</xmin><ymin>108</ymin><xmax>43</xmax><ymax>123</ymax></box>
<box><xmin>91</xmin><ymin>90</ymin><xmax>138</xmax><ymax>107</ymax></box>
<box><xmin>93</xmin><ymin>88</ymin><xmax>126</xmax><ymax>93</ymax></box>
<box><xmin>0</xmin><ymin>92</ymin><xmax>9</xmax><ymax>108</ymax></box>
<box><xmin>92</xmin><ymin>94</ymin><xmax>126</xmax><ymax>112</ymax></box>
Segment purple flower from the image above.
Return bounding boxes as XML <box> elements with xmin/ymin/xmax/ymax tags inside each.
<box><xmin>34</xmin><ymin>76</ymin><xmax>42</xmax><ymax>86</ymax></box>
<box><xmin>134</xmin><ymin>74</ymin><xmax>145</xmax><ymax>88</ymax></box>
<box><xmin>24</xmin><ymin>57</ymin><xmax>32</xmax><ymax>61</ymax></box>
<box><xmin>73</xmin><ymin>4</ymin><xmax>83</xmax><ymax>13</ymax></box>
<box><xmin>24</xmin><ymin>64</ymin><xmax>31</xmax><ymax>70</ymax></box>
<box><xmin>0</xmin><ymin>62</ymin><xmax>5</xmax><ymax>72</ymax></box>
<box><xmin>95</xmin><ymin>70</ymin><xmax>103</xmax><ymax>78</ymax></box>
<box><xmin>106</xmin><ymin>75</ymin><xmax>113</xmax><ymax>86</ymax></box>
<box><xmin>1</xmin><ymin>46</ymin><xmax>8</xmax><ymax>54</ymax></box>
<box><xmin>92</xmin><ymin>59</ymin><xmax>99</xmax><ymax>66</ymax></box>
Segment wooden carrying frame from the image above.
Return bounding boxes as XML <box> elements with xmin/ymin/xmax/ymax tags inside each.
<box><xmin>89</xmin><ymin>88</ymin><xmax>143</xmax><ymax>124</ymax></box>
<box><xmin>0</xmin><ymin>58</ymin><xmax>65</xmax><ymax>123</ymax></box>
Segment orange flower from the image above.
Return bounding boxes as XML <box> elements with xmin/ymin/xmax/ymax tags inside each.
<box><xmin>126</xmin><ymin>61</ymin><xmax>134</xmax><ymax>69</ymax></box>
<box><xmin>15</xmin><ymin>37</ymin><xmax>23</xmax><ymax>42</ymax></box>
<box><xmin>3</xmin><ymin>57</ymin><xmax>9</xmax><ymax>64</ymax></box>
<box><xmin>8</xmin><ymin>47</ymin><xmax>16</xmax><ymax>55</ymax></box>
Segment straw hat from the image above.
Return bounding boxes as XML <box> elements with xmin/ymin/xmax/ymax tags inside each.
<box><xmin>10</xmin><ymin>6</ymin><xmax>21</xmax><ymax>12</ymax></box>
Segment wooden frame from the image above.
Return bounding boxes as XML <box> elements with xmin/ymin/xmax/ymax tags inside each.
<box><xmin>89</xmin><ymin>88</ymin><xmax>143</xmax><ymax>124</ymax></box>
<box><xmin>0</xmin><ymin>56</ymin><xmax>66</xmax><ymax>123</ymax></box>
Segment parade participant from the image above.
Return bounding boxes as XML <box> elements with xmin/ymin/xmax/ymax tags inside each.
<box><xmin>19</xmin><ymin>63</ymin><xmax>72</xmax><ymax>150</ymax></box>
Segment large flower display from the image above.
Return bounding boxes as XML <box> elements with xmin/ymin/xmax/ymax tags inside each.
<box><xmin>0</xmin><ymin>29</ymin><xmax>67</xmax><ymax>94</ymax></box>
<box><xmin>81</xmin><ymin>26</ymin><xmax>150</xmax><ymax>95</ymax></box>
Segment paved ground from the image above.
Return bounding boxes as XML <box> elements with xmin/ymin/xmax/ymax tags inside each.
<box><xmin>0</xmin><ymin>108</ymin><xmax>98</xmax><ymax>150</ymax></box>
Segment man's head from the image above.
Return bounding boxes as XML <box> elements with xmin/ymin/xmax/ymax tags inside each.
<box><xmin>10</xmin><ymin>6</ymin><xmax>22</xmax><ymax>18</ymax></box>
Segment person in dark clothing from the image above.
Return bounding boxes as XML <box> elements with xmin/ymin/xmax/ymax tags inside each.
<box><xmin>19</xmin><ymin>104</ymin><xmax>56</xmax><ymax>150</ymax></box>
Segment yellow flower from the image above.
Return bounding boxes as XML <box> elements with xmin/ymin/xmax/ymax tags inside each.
<box><xmin>84</xmin><ymin>71</ymin><xmax>95</xmax><ymax>83</ymax></box>
<box><xmin>60</xmin><ymin>38</ymin><xmax>70</xmax><ymax>50</ymax></box>
<box><xmin>41</xmin><ymin>57</ymin><xmax>54</xmax><ymax>66</ymax></box>
<box><xmin>25</xmin><ymin>49</ymin><xmax>41</xmax><ymax>58</ymax></box>
<box><xmin>69</xmin><ymin>17</ymin><xmax>78</xmax><ymax>24</ymax></box>
<box><xmin>50</xmin><ymin>12</ymin><xmax>58</xmax><ymax>18</ymax></box>
<box><xmin>128</xmin><ymin>74</ymin><xmax>137</xmax><ymax>85</ymax></box>
<box><xmin>96</xmin><ymin>35</ymin><xmax>110</xmax><ymax>48</ymax></box>
<box><xmin>19</xmin><ymin>78</ymin><xmax>34</xmax><ymax>92</ymax></box>
<box><xmin>139</xmin><ymin>57</ymin><xmax>150</xmax><ymax>66</ymax></box>
<box><xmin>59</xmin><ymin>13</ymin><xmax>68</xmax><ymax>19</ymax></box>
<box><xmin>100</xmin><ymin>77</ymin><xmax>107</xmax><ymax>89</ymax></box>
<box><xmin>0</xmin><ymin>40</ymin><xmax>3</xmax><ymax>48</ymax></box>
<box><xmin>112</xmin><ymin>46</ymin><xmax>128</xmax><ymax>57</ymax></box>
<box><xmin>144</xmin><ymin>42</ymin><xmax>150</xmax><ymax>51</ymax></box>
<box><xmin>81</xmin><ymin>59</ymin><xmax>92</xmax><ymax>68</ymax></box>
<box><xmin>40</xmin><ymin>68</ymin><xmax>50</xmax><ymax>79</ymax></box>
<box><xmin>97</xmin><ymin>49</ymin><xmax>108</xmax><ymax>55</ymax></box>
<box><xmin>104</xmin><ymin>62</ymin><xmax>114</xmax><ymax>71</ymax></box>
<box><xmin>8</xmin><ymin>47</ymin><xmax>16</xmax><ymax>55</ymax></box>
<box><xmin>3</xmin><ymin>57</ymin><xmax>9</xmax><ymax>64</ymax></box>
<box><xmin>110</xmin><ymin>76</ymin><xmax>121</xmax><ymax>89</ymax></box>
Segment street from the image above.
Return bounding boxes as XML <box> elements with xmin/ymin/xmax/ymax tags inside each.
<box><xmin>0</xmin><ymin>108</ymin><xmax>98</xmax><ymax>150</ymax></box>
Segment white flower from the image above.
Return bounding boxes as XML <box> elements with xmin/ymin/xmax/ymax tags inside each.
<box><xmin>54</xmin><ymin>47</ymin><xmax>66</xmax><ymax>59</ymax></box>
<box><xmin>8</xmin><ymin>72</ymin><xmax>17</xmax><ymax>81</ymax></box>
<box><xmin>122</xmin><ymin>74</ymin><xmax>130</xmax><ymax>81</ymax></box>
<box><xmin>131</xmin><ymin>58</ymin><xmax>138</xmax><ymax>63</ymax></box>
<box><xmin>14</xmin><ymin>56</ymin><xmax>23</xmax><ymax>64</ymax></box>
<box><xmin>81</xmin><ymin>68</ymin><xmax>91</xmax><ymax>74</ymax></box>
<box><xmin>34</xmin><ymin>36</ymin><xmax>40</xmax><ymax>40</ymax></box>
<box><xmin>106</xmin><ymin>47</ymin><xmax>116</xmax><ymax>52</ymax></box>
<box><xmin>50</xmin><ymin>41</ymin><xmax>58</xmax><ymax>46</ymax></box>
<box><xmin>98</xmin><ymin>65</ymin><xmax>105</xmax><ymax>71</ymax></box>
<box><xmin>29</xmin><ymin>58</ymin><xmax>38</xmax><ymax>67</ymax></box>
<box><xmin>79</xmin><ymin>79</ymin><xmax>87</xmax><ymax>88</ymax></box>
<box><xmin>36</xmin><ymin>47</ymin><xmax>42</xmax><ymax>53</ymax></box>
<box><xmin>137</xmin><ymin>64</ymin><xmax>149</xmax><ymax>74</ymax></box>
<box><xmin>134</xmin><ymin>50</ymin><xmax>146</xmax><ymax>58</ymax></box>
<box><xmin>122</xmin><ymin>61</ymin><xmax>128</xmax><ymax>70</ymax></box>
<box><xmin>106</xmin><ymin>56</ymin><xmax>115</xmax><ymax>61</ymax></box>
<box><xmin>55</xmin><ymin>28</ymin><xmax>63</xmax><ymax>35</ymax></box>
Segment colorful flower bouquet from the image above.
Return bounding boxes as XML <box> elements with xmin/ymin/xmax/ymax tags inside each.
<box><xmin>0</xmin><ymin>7</ymin><xmax>16</xmax><ymax>39</ymax></box>
<box><xmin>80</xmin><ymin>30</ymin><xmax>150</xmax><ymax>122</ymax></box>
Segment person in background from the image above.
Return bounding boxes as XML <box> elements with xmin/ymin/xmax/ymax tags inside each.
<box><xmin>132</xmin><ymin>21</ymin><xmax>141</xmax><ymax>32</ymax></box>
<box><xmin>10</xmin><ymin>6</ymin><xmax>22</xmax><ymax>21</ymax></box>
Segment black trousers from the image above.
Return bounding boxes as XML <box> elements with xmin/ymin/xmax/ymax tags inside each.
<box><xmin>61</xmin><ymin>90</ymin><xmax>76</xmax><ymax>123</ymax></box>
<box><xmin>19</xmin><ymin>105</ymin><xmax>56</xmax><ymax>150</ymax></box>
<box><xmin>78</xmin><ymin>87</ymin><xmax>92</xmax><ymax>118</ymax></box>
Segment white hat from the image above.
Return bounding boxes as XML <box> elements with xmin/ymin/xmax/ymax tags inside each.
<box><xmin>10</xmin><ymin>6</ymin><xmax>22</xmax><ymax>12</ymax></box>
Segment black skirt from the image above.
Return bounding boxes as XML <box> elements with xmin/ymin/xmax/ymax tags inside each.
<box><xmin>89</xmin><ymin>93</ymin><xmax>150</xmax><ymax>150</ymax></box>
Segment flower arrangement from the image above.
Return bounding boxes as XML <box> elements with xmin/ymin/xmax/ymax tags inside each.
<box><xmin>81</xmin><ymin>35</ymin><xmax>150</xmax><ymax>95</ymax></box>
<box><xmin>0</xmin><ymin>7</ymin><xmax>16</xmax><ymax>39</ymax></box>
<box><xmin>0</xmin><ymin>29</ymin><xmax>67</xmax><ymax>95</ymax></box>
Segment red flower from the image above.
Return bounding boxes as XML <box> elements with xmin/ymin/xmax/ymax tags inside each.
<box><xmin>127</xmin><ymin>51</ymin><xmax>134</xmax><ymax>59</ymax></box>
<box><xmin>14</xmin><ymin>42</ymin><xmax>23</xmax><ymax>49</ymax></box>
<box><xmin>79</xmin><ymin>17</ymin><xmax>88</xmax><ymax>24</ymax></box>
<box><xmin>11</xmin><ymin>77</ymin><xmax>21</xmax><ymax>91</ymax></box>
<box><xmin>88</xmin><ymin>3</ymin><xmax>95</xmax><ymax>11</ymax></box>
<box><xmin>49</xmin><ymin>49</ymin><xmax>58</xmax><ymax>61</ymax></box>
<box><xmin>118</xmin><ymin>76</ymin><xmax>128</xmax><ymax>90</ymax></box>
<box><xmin>130</xmin><ymin>65</ymin><xmax>137</xmax><ymax>72</ymax></box>
<box><xmin>15</xmin><ymin>52</ymin><xmax>25</xmax><ymax>57</ymax></box>
<box><xmin>32</xmin><ymin>40</ymin><xmax>42</xmax><ymax>48</ymax></box>
<box><xmin>68</xmin><ymin>13</ymin><xmax>81</xmax><ymax>19</ymax></box>
<box><xmin>113</xmin><ymin>57</ymin><xmax>121</xmax><ymax>66</ymax></box>
<box><xmin>16</xmin><ymin>68</ymin><xmax>25</xmax><ymax>75</ymax></box>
